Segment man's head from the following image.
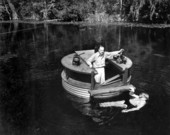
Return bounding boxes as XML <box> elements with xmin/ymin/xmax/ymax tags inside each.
<box><xmin>139</xmin><ymin>93</ymin><xmax>149</xmax><ymax>100</ymax></box>
<box><xmin>98</xmin><ymin>45</ymin><xmax>105</xmax><ymax>56</ymax></box>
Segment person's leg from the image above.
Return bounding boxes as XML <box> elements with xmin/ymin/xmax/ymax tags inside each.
<box><xmin>100</xmin><ymin>100</ymin><xmax>127</xmax><ymax>108</ymax></box>
<box><xmin>94</xmin><ymin>68</ymin><xmax>105</xmax><ymax>84</ymax></box>
<box><xmin>94</xmin><ymin>68</ymin><xmax>104</xmax><ymax>83</ymax></box>
<box><xmin>100</xmin><ymin>68</ymin><xmax>105</xmax><ymax>84</ymax></box>
<box><xmin>94</xmin><ymin>68</ymin><xmax>101</xmax><ymax>83</ymax></box>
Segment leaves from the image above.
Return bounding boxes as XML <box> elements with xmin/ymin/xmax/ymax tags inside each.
<box><xmin>127</xmin><ymin>0</ymin><xmax>170</xmax><ymax>23</ymax></box>
<box><xmin>0</xmin><ymin>5</ymin><xmax>5</xmax><ymax>12</ymax></box>
<box><xmin>0</xmin><ymin>4</ymin><xmax>8</xmax><ymax>20</ymax></box>
<box><xmin>0</xmin><ymin>0</ymin><xmax>170</xmax><ymax>23</ymax></box>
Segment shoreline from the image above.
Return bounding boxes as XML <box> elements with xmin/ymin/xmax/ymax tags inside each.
<box><xmin>1</xmin><ymin>20</ymin><xmax>170</xmax><ymax>28</ymax></box>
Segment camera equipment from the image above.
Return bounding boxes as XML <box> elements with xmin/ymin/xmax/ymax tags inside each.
<box><xmin>113</xmin><ymin>49</ymin><xmax>127</xmax><ymax>64</ymax></box>
<box><xmin>72</xmin><ymin>52</ymin><xmax>85</xmax><ymax>66</ymax></box>
<box><xmin>72</xmin><ymin>54</ymin><xmax>81</xmax><ymax>66</ymax></box>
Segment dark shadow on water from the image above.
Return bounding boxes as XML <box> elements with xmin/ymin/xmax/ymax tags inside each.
<box><xmin>0</xmin><ymin>56</ymin><xmax>32</xmax><ymax>134</ymax></box>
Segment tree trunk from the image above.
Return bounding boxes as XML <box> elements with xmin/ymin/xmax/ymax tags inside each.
<box><xmin>43</xmin><ymin>0</ymin><xmax>48</xmax><ymax>20</ymax></box>
<box><xmin>119</xmin><ymin>0</ymin><xmax>122</xmax><ymax>20</ymax></box>
<box><xmin>6</xmin><ymin>0</ymin><xmax>18</xmax><ymax>20</ymax></box>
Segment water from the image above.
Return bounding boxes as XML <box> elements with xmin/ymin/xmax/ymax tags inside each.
<box><xmin>0</xmin><ymin>22</ymin><xmax>170</xmax><ymax>135</ymax></box>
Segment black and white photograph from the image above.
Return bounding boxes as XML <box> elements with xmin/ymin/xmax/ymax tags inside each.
<box><xmin>0</xmin><ymin>0</ymin><xmax>170</xmax><ymax>135</ymax></box>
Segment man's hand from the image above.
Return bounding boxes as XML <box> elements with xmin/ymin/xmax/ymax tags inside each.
<box><xmin>114</xmin><ymin>49</ymin><xmax>124</xmax><ymax>57</ymax></box>
<box><xmin>118</xmin><ymin>49</ymin><xmax>124</xmax><ymax>55</ymax></box>
<box><xmin>86</xmin><ymin>60</ymin><xmax>93</xmax><ymax>68</ymax></box>
<box><xmin>89</xmin><ymin>64</ymin><xmax>92</xmax><ymax>68</ymax></box>
<box><xmin>129</xmin><ymin>85</ymin><xmax>136</xmax><ymax>93</ymax></box>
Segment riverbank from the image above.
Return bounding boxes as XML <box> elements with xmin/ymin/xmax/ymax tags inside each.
<box><xmin>1</xmin><ymin>20</ymin><xmax>170</xmax><ymax>28</ymax></box>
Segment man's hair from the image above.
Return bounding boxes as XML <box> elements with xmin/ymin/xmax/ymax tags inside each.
<box><xmin>139</xmin><ymin>93</ymin><xmax>149</xmax><ymax>100</ymax></box>
<box><xmin>95</xmin><ymin>45</ymin><xmax>104</xmax><ymax>52</ymax></box>
<box><xmin>99</xmin><ymin>45</ymin><xmax>104</xmax><ymax>48</ymax></box>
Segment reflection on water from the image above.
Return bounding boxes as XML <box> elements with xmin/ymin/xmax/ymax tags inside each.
<box><xmin>0</xmin><ymin>22</ymin><xmax>170</xmax><ymax>135</ymax></box>
<box><xmin>66</xmin><ymin>92</ymin><xmax>122</xmax><ymax>125</ymax></box>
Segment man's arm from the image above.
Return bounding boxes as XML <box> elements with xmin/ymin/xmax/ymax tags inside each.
<box><xmin>130</xmin><ymin>94</ymin><xmax>139</xmax><ymax>98</ymax></box>
<box><xmin>106</xmin><ymin>49</ymin><xmax>124</xmax><ymax>59</ymax></box>
<box><xmin>121</xmin><ymin>107</ymin><xmax>140</xmax><ymax>113</ymax></box>
<box><xmin>86</xmin><ymin>54</ymin><xmax>95</xmax><ymax>68</ymax></box>
<box><xmin>128</xmin><ymin>86</ymin><xmax>138</xmax><ymax>98</ymax></box>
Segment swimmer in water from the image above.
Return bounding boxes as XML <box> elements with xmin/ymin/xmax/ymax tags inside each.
<box><xmin>99</xmin><ymin>92</ymin><xmax>149</xmax><ymax>113</ymax></box>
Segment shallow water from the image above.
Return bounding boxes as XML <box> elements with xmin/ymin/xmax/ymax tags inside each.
<box><xmin>0</xmin><ymin>22</ymin><xmax>170</xmax><ymax>135</ymax></box>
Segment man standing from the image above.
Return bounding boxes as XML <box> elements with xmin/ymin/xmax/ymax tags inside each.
<box><xmin>86</xmin><ymin>45</ymin><xmax>123</xmax><ymax>84</ymax></box>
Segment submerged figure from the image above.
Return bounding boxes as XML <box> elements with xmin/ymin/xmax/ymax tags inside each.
<box><xmin>86</xmin><ymin>45</ymin><xmax>123</xmax><ymax>84</ymax></box>
<box><xmin>100</xmin><ymin>92</ymin><xmax>149</xmax><ymax>113</ymax></box>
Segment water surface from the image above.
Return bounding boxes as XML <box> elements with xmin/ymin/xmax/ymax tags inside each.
<box><xmin>0</xmin><ymin>22</ymin><xmax>170</xmax><ymax>135</ymax></box>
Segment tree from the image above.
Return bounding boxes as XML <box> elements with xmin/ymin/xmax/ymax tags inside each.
<box><xmin>6</xmin><ymin>0</ymin><xmax>18</xmax><ymax>20</ymax></box>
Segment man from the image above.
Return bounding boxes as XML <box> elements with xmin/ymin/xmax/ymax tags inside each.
<box><xmin>86</xmin><ymin>45</ymin><xmax>123</xmax><ymax>84</ymax></box>
<box><xmin>99</xmin><ymin>92</ymin><xmax>149</xmax><ymax>113</ymax></box>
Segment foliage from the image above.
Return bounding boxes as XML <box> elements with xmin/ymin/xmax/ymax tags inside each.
<box><xmin>0</xmin><ymin>5</ymin><xmax>5</xmax><ymax>20</ymax></box>
<box><xmin>126</xmin><ymin>0</ymin><xmax>170</xmax><ymax>23</ymax></box>
<box><xmin>0</xmin><ymin>0</ymin><xmax>170</xmax><ymax>23</ymax></box>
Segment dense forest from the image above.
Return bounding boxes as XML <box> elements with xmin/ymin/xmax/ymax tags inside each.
<box><xmin>0</xmin><ymin>0</ymin><xmax>170</xmax><ymax>24</ymax></box>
